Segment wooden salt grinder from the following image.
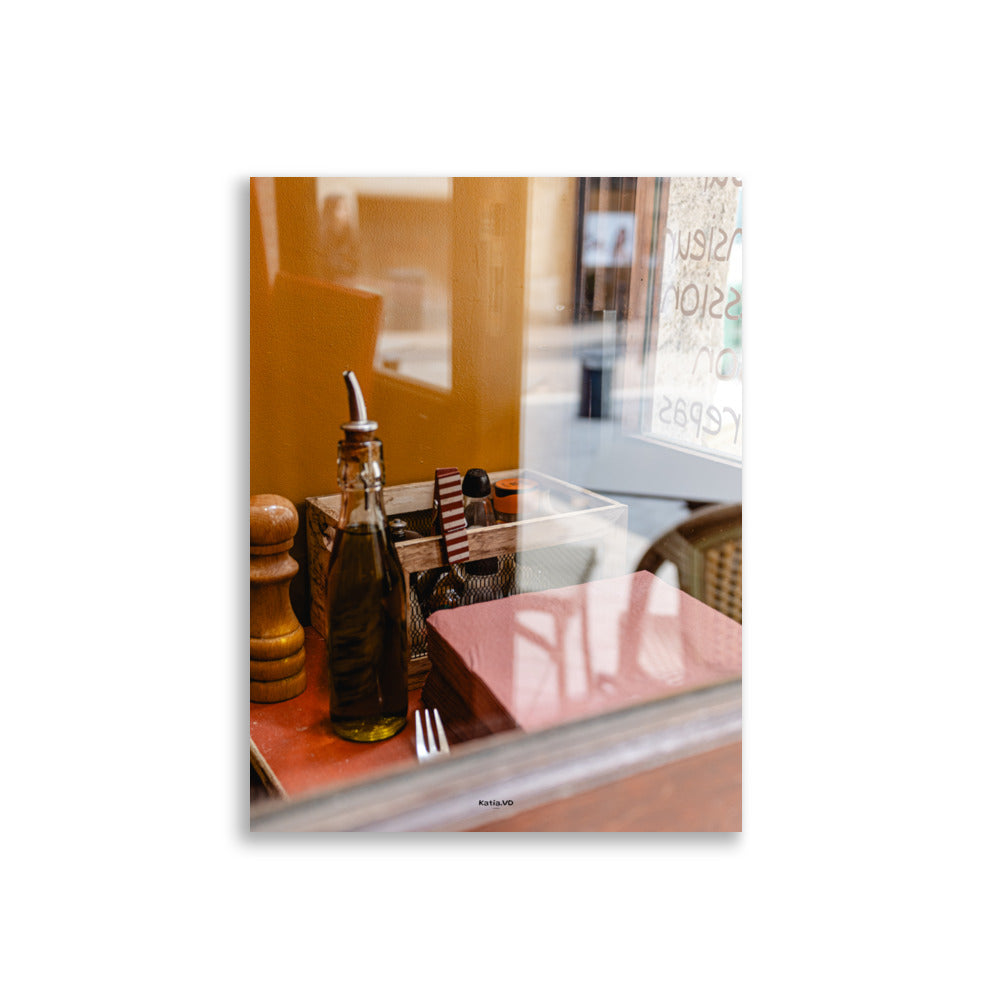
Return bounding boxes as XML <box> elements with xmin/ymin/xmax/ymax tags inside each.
<box><xmin>250</xmin><ymin>494</ymin><xmax>307</xmax><ymax>702</ymax></box>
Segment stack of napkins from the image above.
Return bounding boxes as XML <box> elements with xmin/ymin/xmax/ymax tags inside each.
<box><xmin>422</xmin><ymin>570</ymin><xmax>742</xmax><ymax>743</ymax></box>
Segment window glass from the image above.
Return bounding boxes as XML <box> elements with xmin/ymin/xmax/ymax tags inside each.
<box><xmin>646</xmin><ymin>177</ymin><xmax>743</xmax><ymax>463</ymax></box>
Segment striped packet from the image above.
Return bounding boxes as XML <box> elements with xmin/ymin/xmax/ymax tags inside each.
<box><xmin>434</xmin><ymin>466</ymin><xmax>470</xmax><ymax>565</ymax></box>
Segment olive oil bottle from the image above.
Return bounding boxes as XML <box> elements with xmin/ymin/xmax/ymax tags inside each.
<box><xmin>325</xmin><ymin>371</ymin><xmax>409</xmax><ymax>742</ymax></box>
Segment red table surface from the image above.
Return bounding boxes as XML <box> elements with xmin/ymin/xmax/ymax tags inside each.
<box><xmin>250</xmin><ymin>628</ymin><xmax>424</xmax><ymax>799</ymax></box>
<box><xmin>252</xmin><ymin>576</ymin><xmax>742</xmax><ymax>803</ymax></box>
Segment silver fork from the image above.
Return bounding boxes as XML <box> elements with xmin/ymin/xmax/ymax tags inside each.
<box><xmin>415</xmin><ymin>708</ymin><xmax>450</xmax><ymax>763</ymax></box>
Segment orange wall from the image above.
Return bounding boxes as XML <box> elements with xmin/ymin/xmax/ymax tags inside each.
<box><xmin>250</xmin><ymin>177</ymin><xmax>529</xmax><ymax>622</ymax></box>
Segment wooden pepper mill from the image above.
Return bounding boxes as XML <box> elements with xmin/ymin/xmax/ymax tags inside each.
<box><xmin>250</xmin><ymin>494</ymin><xmax>307</xmax><ymax>702</ymax></box>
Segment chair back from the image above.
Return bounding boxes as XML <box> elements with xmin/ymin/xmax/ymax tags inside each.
<box><xmin>636</xmin><ymin>503</ymin><xmax>742</xmax><ymax>623</ymax></box>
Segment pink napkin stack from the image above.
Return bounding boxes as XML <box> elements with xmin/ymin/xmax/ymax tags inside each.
<box><xmin>422</xmin><ymin>570</ymin><xmax>742</xmax><ymax>744</ymax></box>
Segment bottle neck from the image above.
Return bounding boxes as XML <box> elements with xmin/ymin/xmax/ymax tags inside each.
<box><xmin>336</xmin><ymin>439</ymin><xmax>387</xmax><ymax>529</ymax></box>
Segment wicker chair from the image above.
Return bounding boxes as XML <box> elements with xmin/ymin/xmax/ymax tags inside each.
<box><xmin>636</xmin><ymin>503</ymin><xmax>742</xmax><ymax>624</ymax></box>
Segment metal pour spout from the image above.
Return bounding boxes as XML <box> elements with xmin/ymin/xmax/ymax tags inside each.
<box><xmin>341</xmin><ymin>370</ymin><xmax>378</xmax><ymax>439</ymax></box>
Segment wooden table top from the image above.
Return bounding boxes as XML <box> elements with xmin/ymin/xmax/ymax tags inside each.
<box><xmin>250</xmin><ymin>579</ymin><xmax>742</xmax><ymax>830</ymax></box>
<box><xmin>251</xmin><ymin>628</ymin><xmax>426</xmax><ymax>799</ymax></box>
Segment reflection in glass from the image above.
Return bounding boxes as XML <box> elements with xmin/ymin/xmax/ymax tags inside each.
<box><xmin>647</xmin><ymin>177</ymin><xmax>743</xmax><ymax>462</ymax></box>
<box><xmin>250</xmin><ymin>177</ymin><xmax>744</xmax><ymax>817</ymax></box>
<box><xmin>422</xmin><ymin>570</ymin><xmax>741</xmax><ymax>742</ymax></box>
<box><xmin>316</xmin><ymin>177</ymin><xmax>453</xmax><ymax>390</ymax></box>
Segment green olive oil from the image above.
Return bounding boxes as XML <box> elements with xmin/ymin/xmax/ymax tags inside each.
<box><xmin>324</xmin><ymin>370</ymin><xmax>409</xmax><ymax>743</ymax></box>
<box><xmin>326</xmin><ymin>523</ymin><xmax>408</xmax><ymax>741</ymax></box>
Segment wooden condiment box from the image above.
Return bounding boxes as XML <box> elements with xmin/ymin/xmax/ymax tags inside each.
<box><xmin>305</xmin><ymin>469</ymin><xmax>627</xmax><ymax>686</ymax></box>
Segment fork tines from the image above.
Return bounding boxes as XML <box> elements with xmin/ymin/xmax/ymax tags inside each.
<box><xmin>415</xmin><ymin>708</ymin><xmax>450</xmax><ymax>763</ymax></box>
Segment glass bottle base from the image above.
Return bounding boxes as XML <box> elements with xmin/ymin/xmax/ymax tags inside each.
<box><xmin>330</xmin><ymin>714</ymin><xmax>407</xmax><ymax>743</ymax></box>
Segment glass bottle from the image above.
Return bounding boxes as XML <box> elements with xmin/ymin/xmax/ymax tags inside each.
<box><xmin>325</xmin><ymin>371</ymin><xmax>409</xmax><ymax>742</ymax></box>
<box><xmin>461</xmin><ymin>468</ymin><xmax>501</xmax><ymax>603</ymax></box>
<box><xmin>389</xmin><ymin>518</ymin><xmax>421</xmax><ymax>542</ymax></box>
<box><xmin>417</xmin><ymin>565</ymin><xmax>465</xmax><ymax>617</ymax></box>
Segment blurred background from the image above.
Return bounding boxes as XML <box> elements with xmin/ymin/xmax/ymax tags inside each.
<box><xmin>250</xmin><ymin>177</ymin><xmax>742</xmax><ymax>625</ymax></box>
